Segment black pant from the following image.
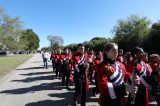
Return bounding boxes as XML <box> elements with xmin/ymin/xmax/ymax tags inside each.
<box><xmin>62</xmin><ymin>67</ymin><xmax>70</xmax><ymax>87</ymax></box>
<box><xmin>88</xmin><ymin>66</ymin><xmax>93</xmax><ymax>81</ymax></box>
<box><xmin>74</xmin><ymin>74</ymin><xmax>86</xmax><ymax>106</ymax></box>
<box><xmin>127</xmin><ymin>85</ymin><xmax>147</xmax><ymax>106</ymax></box>
<box><xmin>101</xmin><ymin>94</ymin><xmax>122</xmax><ymax>106</ymax></box>
<box><xmin>155</xmin><ymin>94</ymin><xmax>160</xmax><ymax>106</ymax></box>
<box><xmin>62</xmin><ymin>68</ymin><xmax>65</xmax><ymax>84</ymax></box>
<box><xmin>93</xmin><ymin>72</ymin><xmax>99</xmax><ymax>94</ymax></box>
<box><xmin>55</xmin><ymin>63</ymin><xmax>60</xmax><ymax>77</ymax></box>
<box><xmin>52</xmin><ymin>60</ymin><xmax>56</xmax><ymax>72</ymax></box>
<box><xmin>134</xmin><ymin>87</ymin><xmax>147</xmax><ymax>106</ymax></box>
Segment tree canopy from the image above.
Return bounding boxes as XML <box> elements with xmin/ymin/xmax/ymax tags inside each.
<box><xmin>0</xmin><ymin>6</ymin><xmax>40</xmax><ymax>51</ymax></box>
<box><xmin>64</xmin><ymin>15</ymin><xmax>160</xmax><ymax>55</ymax></box>
<box><xmin>19</xmin><ymin>29</ymin><xmax>40</xmax><ymax>51</ymax></box>
<box><xmin>47</xmin><ymin>35</ymin><xmax>64</xmax><ymax>50</ymax></box>
<box><xmin>112</xmin><ymin>15</ymin><xmax>151</xmax><ymax>51</ymax></box>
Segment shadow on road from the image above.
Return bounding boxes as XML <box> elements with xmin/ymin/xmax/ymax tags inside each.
<box><xmin>40</xmin><ymin>65</ymin><xmax>53</xmax><ymax>68</ymax></box>
<box><xmin>25</xmin><ymin>89</ymin><xmax>98</xmax><ymax>106</ymax></box>
<box><xmin>11</xmin><ymin>75</ymin><xmax>55</xmax><ymax>83</ymax></box>
<box><xmin>20</xmin><ymin>71</ymin><xmax>53</xmax><ymax>76</ymax></box>
<box><xmin>0</xmin><ymin>81</ymin><xmax>66</xmax><ymax>94</ymax></box>
<box><xmin>16</xmin><ymin>67</ymin><xmax>44</xmax><ymax>70</ymax></box>
<box><xmin>25</xmin><ymin>99</ymin><xmax>73</xmax><ymax>106</ymax></box>
<box><xmin>0</xmin><ymin>68</ymin><xmax>98</xmax><ymax>106</ymax></box>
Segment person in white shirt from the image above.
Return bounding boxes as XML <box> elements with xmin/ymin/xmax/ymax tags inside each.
<box><xmin>42</xmin><ymin>50</ymin><xmax>49</xmax><ymax>69</ymax></box>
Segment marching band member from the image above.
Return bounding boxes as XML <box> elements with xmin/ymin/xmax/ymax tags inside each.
<box><xmin>73</xmin><ymin>43</ymin><xmax>89</xmax><ymax>106</ymax></box>
<box><xmin>97</xmin><ymin>43</ymin><xmax>139</xmax><ymax>106</ymax></box>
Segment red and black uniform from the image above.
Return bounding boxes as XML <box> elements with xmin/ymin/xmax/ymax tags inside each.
<box><xmin>50</xmin><ymin>52</ymin><xmax>56</xmax><ymax>72</ymax></box>
<box><xmin>127</xmin><ymin>59</ymin><xmax>151</xmax><ymax>77</ymax></box>
<box><xmin>59</xmin><ymin>52</ymin><xmax>73</xmax><ymax>88</ymax></box>
<box><xmin>136</xmin><ymin>74</ymin><xmax>160</xmax><ymax>106</ymax></box>
<box><xmin>97</xmin><ymin>58</ymin><xmax>131</xmax><ymax>106</ymax></box>
<box><xmin>135</xmin><ymin>64</ymin><xmax>160</xmax><ymax>106</ymax></box>
<box><xmin>55</xmin><ymin>53</ymin><xmax>61</xmax><ymax>78</ymax></box>
<box><xmin>127</xmin><ymin>59</ymin><xmax>152</xmax><ymax>106</ymax></box>
<box><xmin>73</xmin><ymin>52</ymin><xmax>89</xmax><ymax>106</ymax></box>
<box><xmin>88</xmin><ymin>52</ymin><xmax>95</xmax><ymax>82</ymax></box>
<box><xmin>92</xmin><ymin>57</ymin><xmax>101</xmax><ymax>96</ymax></box>
<box><xmin>69</xmin><ymin>53</ymin><xmax>74</xmax><ymax>82</ymax></box>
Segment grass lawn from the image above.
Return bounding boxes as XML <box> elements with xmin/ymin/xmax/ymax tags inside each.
<box><xmin>0</xmin><ymin>54</ymin><xmax>33</xmax><ymax>79</ymax></box>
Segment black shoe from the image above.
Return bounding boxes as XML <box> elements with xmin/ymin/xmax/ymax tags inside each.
<box><xmin>73</xmin><ymin>100</ymin><xmax>77</xmax><ymax>106</ymax></box>
<box><xmin>92</xmin><ymin>89</ymin><xmax>96</xmax><ymax>97</ymax></box>
<box><xmin>66</xmin><ymin>86</ymin><xmax>71</xmax><ymax>90</ymax></box>
<box><xmin>92</xmin><ymin>92</ymin><xmax>96</xmax><ymax>97</ymax></box>
<box><xmin>90</xmin><ymin>80</ymin><xmax>94</xmax><ymax>84</ymax></box>
<box><xmin>62</xmin><ymin>83</ymin><xmax>65</xmax><ymax>86</ymax></box>
<box><xmin>81</xmin><ymin>103</ymin><xmax>85</xmax><ymax>106</ymax></box>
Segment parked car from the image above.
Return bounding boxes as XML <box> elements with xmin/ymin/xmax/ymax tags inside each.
<box><xmin>0</xmin><ymin>51</ymin><xmax>7</xmax><ymax>56</ymax></box>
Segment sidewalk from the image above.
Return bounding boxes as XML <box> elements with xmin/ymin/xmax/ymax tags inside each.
<box><xmin>0</xmin><ymin>54</ymin><xmax>98</xmax><ymax>106</ymax></box>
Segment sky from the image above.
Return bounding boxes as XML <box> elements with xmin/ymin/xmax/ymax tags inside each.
<box><xmin>0</xmin><ymin>0</ymin><xmax>160</xmax><ymax>49</ymax></box>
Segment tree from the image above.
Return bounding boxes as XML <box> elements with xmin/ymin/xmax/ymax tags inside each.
<box><xmin>47</xmin><ymin>35</ymin><xmax>64</xmax><ymax>50</ymax></box>
<box><xmin>41</xmin><ymin>47</ymin><xmax>50</xmax><ymax>51</ymax></box>
<box><xmin>0</xmin><ymin>6</ymin><xmax>23</xmax><ymax>50</ymax></box>
<box><xmin>64</xmin><ymin>43</ymin><xmax>77</xmax><ymax>52</ymax></box>
<box><xmin>64</xmin><ymin>37</ymin><xmax>112</xmax><ymax>52</ymax></box>
<box><xmin>84</xmin><ymin>37</ymin><xmax>111</xmax><ymax>51</ymax></box>
<box><xmin>143</xmin><ymin>21</ymin><xmax>160</xmax><ymax>54</ymax></box>
<box><xmin>20</xmin><ymin>29</ymin><xmax>40</xmax><ymax>50</ymax></box>
<box><xmin>90</xmin><ymin>37</ymin><xmax>107</xmax><ymax>41</ymax></box>
<box><xmin>112</xmin><ymin>15</ymin><xmax>150</xmax><ymax>51</ymax></box>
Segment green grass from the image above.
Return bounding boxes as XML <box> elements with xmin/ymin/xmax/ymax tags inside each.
<box><xmin>0</xmin><ymin>54</ymin><xmax>33</xmax><ymax>78</ymax></box>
